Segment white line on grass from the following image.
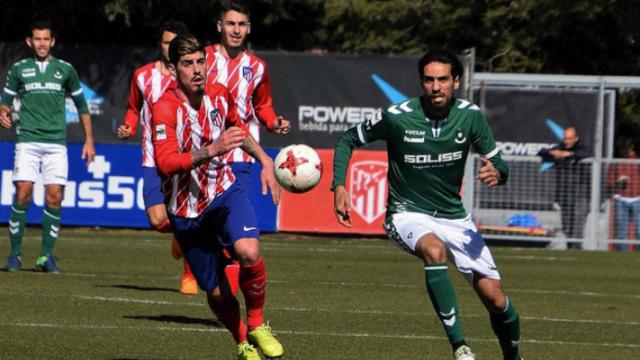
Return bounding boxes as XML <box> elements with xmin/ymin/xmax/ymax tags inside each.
<box><xmin>267</xmin><ymin>279</ymin><xmax>640</xmax><ymax>299</ymax></box>
<box><xmin>74</xmin><ymin>295</ymin><xmax>640</xmax><ymax>327</ymax></box>
<box><xmin>8</xmin><ymin>269</ymin><xmax>639</xmax><ymax>300</ymax></box>
<box><xmin>15</xmin><ymin>234</ymin><xmax>578</xmax><ymax>261</ymax></box>
<box><xmin>2</xmin><ymin>321</ymin><xmax>638</xmax><ymax>349</ymax></box>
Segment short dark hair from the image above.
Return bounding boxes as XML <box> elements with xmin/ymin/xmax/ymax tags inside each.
<box><xmin>28</xmin><ymin>19</ymin><xmax>53</xmax><ymax>38</ymax></box>
<box><xmin>157</xmin><ymin>19</ymin><xmax>189</xmax><ymax>41</ymax></box>
<box><xmin>417</xmin><ymin>49</ymin><xmax>463</xmax><ymax>80</ymax></box>
<box><xmin>168</xmin><ymin>35</ymin><xmax>204</xmax><ymax>65</ymax></box>
<box><xmin>220</xmin><ymin>0</ymin><xmax>250</xmax><ymax>20</ymax></box>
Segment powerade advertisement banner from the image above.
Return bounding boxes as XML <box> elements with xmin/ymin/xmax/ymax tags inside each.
<box><xmin>0</xmin><ymin>142</ymin><xmax>278</xmax><ymax>231</ymax></box>
<box><xmin>259</xmin><ymin>52</ymin><xmax>423</xmax><ymax>150</ymax></box>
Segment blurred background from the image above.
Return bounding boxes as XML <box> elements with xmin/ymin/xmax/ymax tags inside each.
<box><xmin>1</xmin><ymin>0</ymin><xmax>640</xmax><ymax>250</ymax></box>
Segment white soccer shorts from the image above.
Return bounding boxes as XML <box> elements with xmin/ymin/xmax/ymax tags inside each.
<box><xmin>384</xmin><ymin>211</ymin><xmax>501</xmax><ymax>283</ymax></box>
<box><xmin>12</xmin><ymin>142</ymin><xmax>68</xmax><ymax>185</ymax></box>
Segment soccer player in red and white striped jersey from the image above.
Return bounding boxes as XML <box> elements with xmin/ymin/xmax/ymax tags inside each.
<box><xmin>152</xmin><ymin>35</ymin><xmax>283</xmax><ymax>360</ymax></box>
<box><xmin>205</xmin><ymin>0</ymin><xmax>290</xmax><ymax>302</ymax></box>
<box><xmin>115</xmin><ymin>20</ymin><xmax>200</xmax><ymax>295</ymax></box>
<box><xmin>205</xmin><ymin>0</ymin><xmax>291</xmax><ymax>192</ymax></box>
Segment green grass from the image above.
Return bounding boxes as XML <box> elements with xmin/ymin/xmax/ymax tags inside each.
<box><xmin>1</xmin><ymin>227</ymin><xmax>639</xmax><ymax>359</ymax></box>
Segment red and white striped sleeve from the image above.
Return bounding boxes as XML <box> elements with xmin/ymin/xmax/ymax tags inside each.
<box><xmin>251</xmin><ymin>66</ymin><xmax>278</xmax><ymax>130</ymax></box>
<box><xmin>152</xmin><ymin>97</ymin><xmax>192</xmax><ymax>176</ymax></box>
<box><xmin>122</xmin><ymin>69</ymin><xmax>144</xmax><ymax>136</ymax></box>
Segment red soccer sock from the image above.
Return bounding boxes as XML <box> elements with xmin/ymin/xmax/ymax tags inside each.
<box><xmin>225</xmin><ymin>261</ymin><xmax>241</xmax><ymax>296</ymax></box>
<box><xmin>240</xmin><ymin>256</ymin><xmax>267</xmax><ymax>330</ymax></box>
<box><xmin>209</xmin><ymin>295</ymin><xmax>247</xmax><ymax>343</ymax></box>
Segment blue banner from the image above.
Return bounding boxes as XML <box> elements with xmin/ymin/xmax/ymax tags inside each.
<box><xmin>0</xmin><ymin>142</ymin><xmax>277</xmax><ymax>232</ymax></box>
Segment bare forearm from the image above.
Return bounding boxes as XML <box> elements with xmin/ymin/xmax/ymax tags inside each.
<box><xmin>241</xmin><ymin>135</ymin><xmax>271</xmax><ymax>165</ymax></box>
<box><xmin>80</xmin><ymin>113</ymin><xmax>94</xmax><ymax>143</ymax></box>
<box><xmin>191</xmin><ymin>146</ymin><xmax>213</xmax><ymax>167</ymax></box>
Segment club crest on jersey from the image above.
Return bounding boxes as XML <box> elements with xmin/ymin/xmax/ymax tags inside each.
<box><xmin>454</xmin><ymin>129</ymin><xmax>467</xmax><ymax>144</ymax></box>
<box><xmin>349</xmin><ymin>161</ymin><xmax>388</xmax><ymax>224</ymax></box>
<box><xmin>242</xmin><ymin>66</ymin><xmax>253</xmax><ymax>81</ymax></box>
<box><xmin>54</xmin><ymin>70</ymin><xmax>63</xmax><ymax>79</ymax></box>
<box><xmin>210</xmin><ymin>109</ymin><xmax>222</xmax><ymax>127</ymax></box>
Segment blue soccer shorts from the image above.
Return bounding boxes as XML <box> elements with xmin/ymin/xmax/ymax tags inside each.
<box><xmin>142</xmin><ymin>166</ymin><xmax>165</xmax><ymax>208</ymax></box>
<box><xmin>169</xmin><ymin>182</ymin><xmax>259</xmax><ymax>291</ymax></box>
<box><xmin>230</xmin><ymin>161</ymin><xmax>253</xmax><ymax>193</ymax></box>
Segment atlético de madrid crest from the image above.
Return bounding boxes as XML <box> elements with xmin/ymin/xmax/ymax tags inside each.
<box><xmin>210</xmin><ymin>109</ymin><xmax>221</xmax><ymax>126</ymax></box>
<box><xmin>242</xmin><ymin>66</ymin><xmax>253</xmax><ymax>81</ymax></box>
<box><xmin>349</xmin><ymin>161</ymin><xmax>388</xmax><ymax>224</ymax></box>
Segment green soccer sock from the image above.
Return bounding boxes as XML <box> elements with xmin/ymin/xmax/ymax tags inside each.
<box><xmin>425</xmin><ymin>263</ymin><xmax>465</xmax><ymax>346</ymax></box>
<box><xmin>490</xmin><ymin>298</ymin><xmax>521</xmax><ymax>360</ymax></box>
<box><xmin>40</xmin><ymin>206</ymin><xmax>61</xmax><ymax>257</ymax></box>
<box><xmin>8</xmin><ymin>203</ymin><xmax>29</xmax><ymax>255</ymax></box>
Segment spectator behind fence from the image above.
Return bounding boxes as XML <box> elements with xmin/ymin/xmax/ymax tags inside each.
<box><xmin>538</xmin><ymin>127</ymin><xmax>594</xmax><ymax>248</ymax></box>
<box><xmin>607</xmin><ymin>136</ymin><xmax>640</xmax><ymax>251</ymax></box>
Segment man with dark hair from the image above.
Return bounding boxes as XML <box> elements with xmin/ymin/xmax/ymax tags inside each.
<box><xmin>206</xmin><ymin>0</ymin><xmax>291</xmax><ymax>192</ymax></box>
<box><xmin>538</xmin><ymin>127</ymin><xmax>594</xmax><ymax>247</ymax></box>
<box><xmin>332</xmin><ymin>49</ymin><xmax>523</xmax><ymax>360</ymax></box>
<box><xmin>0</xmin><ymin>19</ymin><xmax>95</xmax><ymax>273</ymax></box>
<box><xmin>152</xmin><ymin>34</ymin><xmax>284</xmax><ymax>360</ymax></box>
<box><xmin>116</xmin><ymin>19</ymin><xmax>204</xmax><ymax>295</ymax></box>
<box><xmin>205</xmin><ymin>3</ymin><xmax>289</xmax><ymax>355</ymax></box>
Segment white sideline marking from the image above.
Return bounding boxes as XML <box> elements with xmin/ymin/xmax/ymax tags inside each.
<box><xmin>267</xmin><ymin>279</ymin><xmax>640</xmax><ymax>299</ymax></box>
<box><xmin>1</xmin><ymin>321</ymin><xmax>639</xmax><ymax>349</ymax></box>
<box><xmin>75</xmin><ymin>295</ymin><xmax>640</xmax><ymax>327</ymax></box>
<box><xmin>7</xmin><ymin>270</ymin><xmax>640</xmax><ymax>300</ymax></box>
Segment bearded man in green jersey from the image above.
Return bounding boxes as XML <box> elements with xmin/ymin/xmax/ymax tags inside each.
<box><xmin>0</xmin><ymin>20</ymin><xmax>95</xmax><ymax>273</ymax></box>
<box><xmin>332</xmin><ymin>50</ymin><xmax>522</xmax><ymax>360</ymax></box>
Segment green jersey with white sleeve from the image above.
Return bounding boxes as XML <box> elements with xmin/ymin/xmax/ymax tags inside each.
<box><xmin>333</xmin><ymin>96</ymin><xmax>508</xmax><ymax>220</ymax></box>
<box><xmin>1</xmin><ymin>57</ymin><xmax>88</xmax><ymax>144</ymax></box>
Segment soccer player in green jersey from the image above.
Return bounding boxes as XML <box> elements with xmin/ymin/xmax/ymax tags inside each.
<box><xmin>0</xmin><ymin>20</ymin><xmax>95</xmax><ymax>273</ymax></box>
<box><xmin>332</xmin><ymin>50</ymin><xmax>522</xmax><ymax>360</ymax></box>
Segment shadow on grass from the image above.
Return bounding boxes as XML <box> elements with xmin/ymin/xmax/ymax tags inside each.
<box><xmin>3</xmin><ymin>268</ymin><xmax>46</xmax><ymax>273</ymax></box>
<box><xmin>124</xmin><ymin>314</ymin><xmax>222</xmax><ymax>328</ymax></box>
<box><xmin>96</xmin><ymin>284</ymin><xmax>178</xmax><ymax>293</ymax></box>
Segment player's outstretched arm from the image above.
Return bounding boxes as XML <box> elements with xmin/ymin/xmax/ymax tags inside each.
<box><xmin>333</xmin><ymin>185</ymin><xmax>352</xmax><ymax>227</ymax></box>
<box><xmin>0</xmin><ymin>105</ymin><xmax>11</xmax><ymax>129</ymax></box>
<box><xmin>80</xmin><ymin>113</ymin><xmax>95</xmax><ymax>164</ymax></box>
<box><xmin>241</xmin><ymin>134</ymin><xmax>281</xmax><ymax>205</ymax></box>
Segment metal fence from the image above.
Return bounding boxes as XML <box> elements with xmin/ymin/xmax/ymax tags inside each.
<box><xmin>464</xmin><ymin>155</ymin><xmax>640</xmax><ymax>251</ymax></box>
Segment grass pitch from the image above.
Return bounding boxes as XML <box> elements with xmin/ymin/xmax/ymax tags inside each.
<box><xmin>0</xmin><ymin>227</ymin><xmax>639</xmax><ymax>359</ymax></box>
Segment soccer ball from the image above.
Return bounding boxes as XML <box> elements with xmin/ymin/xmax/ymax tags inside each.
<box><xmin>273</xmin><ymin>144</ymin><xmax>323</xmax><ymax>193</ymax></box>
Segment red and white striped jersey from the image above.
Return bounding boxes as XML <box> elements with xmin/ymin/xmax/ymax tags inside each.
<box><xmin>205</xmin><ymin>45</ymin><xmax>278</xmax><ymax>164</ymax></box>
<box><xmin>123</xmin><ymin>62</ymin><xmax>175</xmax><ymax>167</ymax></box>
<box><xmin>152</xmin><ymin>83</ymin><xmax>243</xmax><ymax>218</ymax></box>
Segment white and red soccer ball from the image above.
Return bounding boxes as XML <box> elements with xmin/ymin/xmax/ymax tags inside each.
<box><xmin>273</xmin><ymin>144</ymin><xmax>323</xmax><ymax>193</ymax></box>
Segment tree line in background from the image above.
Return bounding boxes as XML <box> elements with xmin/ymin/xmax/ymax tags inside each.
<box><xmin>2</xmin><ymin>0</ymin><xmax>640</xmax><ymax>137</ymax></box>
